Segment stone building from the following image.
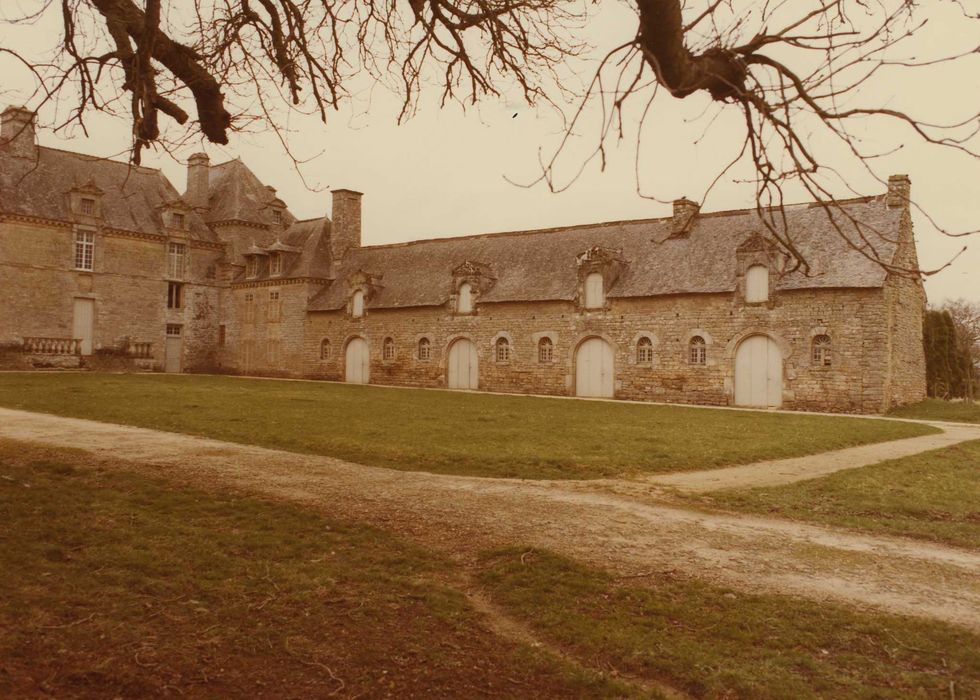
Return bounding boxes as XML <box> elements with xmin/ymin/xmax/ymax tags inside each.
<box><xmin>0</xmin><ymin>105</ymin><xmax>927</xmax><ymax>413</ymax></box>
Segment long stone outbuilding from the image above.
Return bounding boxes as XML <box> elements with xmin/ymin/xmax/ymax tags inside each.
<box><xmin>0</xmin><ymin>105</ymin><xmax>926</xmax><ymax>413</ymax></box>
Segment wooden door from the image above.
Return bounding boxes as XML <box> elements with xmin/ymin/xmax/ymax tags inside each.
<box><xmin>447</xmin><ymin>339</ymin><xmax>478</xmax><ymax>390</ymax></box>
<box><xmin>72</xmin><ymin>298</ymin><xmax>94</xmax><ymax>355</ymax></box>
<box><xmin>164</xmin><ymin>335</ymin><xmax>182</xmax><ymax>373</ymax></box>
<box><xmin>734</xmin><ymin>335</ymin><xmax>783</xmax><ymax>407</ymax></box>
<box><xmin>575</xmin><ymin>337</ymin><xmax>614</xmax><ymax>398</ymax></box>
<box><xmin>345</xmin><ymin>338</ymin><xmax>370</xmax><ymax>384</ymax></box>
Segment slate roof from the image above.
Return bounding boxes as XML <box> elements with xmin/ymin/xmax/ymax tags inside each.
<box><xmin>204</xmin><ymin>158</ymin><xmax>295</xmax><ymax>228</ymax></box>
<box><xmin>309</xmin><ymin>196</ymin><xmax>903</xmax><ymax>311</ymax></box>
<box><xmin>0</xmin><ymin>146</ymin><xmax>215</xmax><ymax>240</ymax></box>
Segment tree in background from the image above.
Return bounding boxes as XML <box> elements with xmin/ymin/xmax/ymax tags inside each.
<box><xmin>923</xmin><ymin>306</ymin><xmax>977</xmax><ymax>401</ymax></box>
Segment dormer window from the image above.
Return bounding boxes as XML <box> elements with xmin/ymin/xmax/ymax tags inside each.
<box><xmin>745</xmin><ymin>265</ymin><xmax>769</xmax><ymax>303</ymax></box>
<box><xmin>351</xmin><ymin>289</ymin><xmax>365</xmax><ymax>318</ymax></box>
<box><xmin>458</xmin><ymin>282</ymin><xmax>473</xmax><ymax>314</ymax></box>
<box><xmin>273</xmin><ymin>210</ymin><xmax>283</xmax><ymax>225</ymax></box>
<box><xmin>584</xmin><ymin>272</ymin><xmax>604</xmax><ymax>309</ymax></box>
<box><xmin>80</xmin><ymin>198</ymin><xmax>95</xmax><ymax>215</ymax></box>
<box><xmin>270</xmin><ymin>253</ymin><xmax>282</xmax><ymax>276</ymax></box>
<box><xmin>171</xmin><ymin>212</ymin><xmax>186</xmax><ymax>229</ymax></box>
<box><xmin>246</xmin><ymin>257</ymin><xmax>258</xmax><ymax>278</ymax></box>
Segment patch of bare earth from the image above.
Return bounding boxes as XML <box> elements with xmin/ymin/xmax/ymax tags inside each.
<box><xmin>2</xmin><ymin>408</ymin><xmax>978</xmax><ymax>633</ymax></box>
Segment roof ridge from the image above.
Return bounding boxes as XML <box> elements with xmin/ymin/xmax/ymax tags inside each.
<box><xmin>35</xmin><ymin>145</ymin><xmax>160</xmax><ymax>174</ymax></box>
<box><xmin>360</xmin><ymin>194</ymin><xmax>883</xmax><ymax>251</ymax></box>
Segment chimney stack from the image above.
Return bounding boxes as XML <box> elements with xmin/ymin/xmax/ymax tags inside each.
<box><xmin>671</xmin><ymin>197</ymin><xmax>700</xmax><ymax>236</ymax></box>
<box><xmin>1</xmin><ymin>106</ymin><xmax>37</xmax><ymax>159</ymax></box>
<box><xmin>331</xmin><ymin>189</ymin><xmax>362</xmax><ymax>260</ymax></box>
<box><xmin>886</xmin><ymin>174</ymin><xmax>910</xmax><ymax>209</ymax></box>
<box><xmin>186</xmin><ymin>152</ymin><xmax>210</xmax><ymax>210</ymax></box>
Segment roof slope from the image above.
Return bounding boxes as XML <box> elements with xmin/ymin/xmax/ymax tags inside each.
<box><xmin>205</xmin><ymin>159</ymin><xmax>294</xmax><ymax>228</ymax></box>
<box><xmin>311</xmin><ymin>196</ymin><xmax>903</xmax><ymax>311</ymax></box>
<box><xmin>0</xmin><ymin>147</ymin><xmax>215</xmax><ymax>240</ymax></box>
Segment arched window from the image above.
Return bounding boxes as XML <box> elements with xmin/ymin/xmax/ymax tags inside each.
<box><xmin>812</xmin><ymin>334</ymin><xmax>832</xmax><ymax>367</ymax></box>
<box><xmin>538</xmin><ymin>337</ymin><xmax>553</xmax><ymax>363</ymax></box>
<box><xmin>319</xmin><ymin>338</ymin><xmax>331</xmax><ymax>360</ymax></box>
<box><xmin>584</xmin><ymin>272</ymin><xmax>605</xmax><ymax>309</ymax></box>
<box><xmin>457</xmin><ymin>282</ymin><xmax>473</xmax><ymax>314</ymax></box>
<box><xmin>495</xmin><ymin>337</ymin><xmax>511</xmax><ymax>362</ymax></box>
<box><xmin>383</xmin><ymin>337</ymin><xmax>396</xmax><ymax>361</ymax></box>
<box><xmin>417</xmin><ymin>337</ymin><xmax>431</xmax><ymax>361</ymax></box>
<box><xmin>351</xmin><ymin>289</ymin><xmax>365</xmax><ymax>317</ymax></box>
<box><xmin>636</xmin><ymin>337</ymin><xmax>654</xmax><ymax>364</ymax></box>
<box><xmin>689</xmin><ymin>336</ymin><xmax>707</xmax><ymax>365</ymax></box>
<box><xmin>745</xmin><ymin>265</ymin><xmax>769</xmax><ymax>303</ymax></box>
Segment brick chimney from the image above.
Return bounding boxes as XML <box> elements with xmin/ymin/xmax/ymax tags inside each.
<box><xmin>1</xmin><ymin>106</ymin><xmax>37</xmax><ymax>159</ymax></box>
<box><xmin>671</xmin><ymin>197</ymin><xmax>700</xmax><ymax>236</ymax></box>
<box><xmin>331</xmin><ymin>189</ymin><xmax>362</xmax><ymax>260</ymax></box>
<box><xmin>185</xmin><ymin>152</ymin><xmax>210</xmax><ymax>210</ymax></box>
<box><xmin>886</xmin><ymin>174</ymin><xmax>910</xmax><ymax>209</ymax></box>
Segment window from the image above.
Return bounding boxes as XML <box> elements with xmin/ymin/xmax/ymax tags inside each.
<box><xmin>167</xmin><ymin>242</ymin><xmax>186</xmax><ymax>279</ymax></box>
<box><xmin>267</xmin><ymin>290</ymin><xmax>281</xmax><ymax>322</ymax></box>
<box><xmin>270</xmin><ymin>253</ymin><xmax>282</xmax><ymax>276</ymax></box>
<box><xmin>689</xmin><ymin>336</ymin><xmax>707</xmax><ymax>365</ymax></box>
<box><xmin>320</xmin><ymin>338</ymin><xmax>332</xmax><ymax>360</ymax></box>
<box><xmin>636</xmin><ymin>337</ymin><xmax>654</xmax><ymax>364</ymax></box>
<box><xmin>218</xmin><ymin>324</ymin><xmax>226</xmax><ymax>347</ymax></box>
<box><xmin>584</xmin><ymin>272</ymin><xmax>604</xmax><ymax>309</ymax></box>
<box><xmin>79</xmin><ymin>198</ymin><xmax>95</xmax><ymax>215</ymax></box>
<box><xmin>171</xmin><ymin>212</ymin><xmax>185</xmax><ymax>229</ymax></box>
<box><xmin>244</xmin><ymin>292</ymin><xmax>256</xmax><ymax>323</ymax></box>
<box><xmin>417</xmin><ymin>337</ymin><xmax>431</xmax><ymax>361</ymax></box>
<box><xmin>383</xmin><ymin>337</ymin><xmax>396</xmax><ymax>361</ymax></box>
<box><xmin>268</xmin><ymin>338</ymin><xmax>280</xmax><ymax>366</ymax></box>
<box><xmin>812</xmin><ymin>334</ymin><xmax>832</xmax><ymax>367</ymax></box>
<box><xmin>457</xmin><ymin>282</ymin><xmax>473</xmax><ymax>314</ymax></box>
<box><xmin>273</xmin><ymin>210</ymin><xmax>283</xmax><ymax>225</ymax></box>
<box><xmin>166</xmin><ymin>324</ymin><xmax>182</xmax><ymax>337</ymax></box>
<box><xmin>538</xmin><ymin>337</ymin><xmax>553</xmax><ymax>363</ymax></box>
<box><xmin>74</xmin><ymin>229</ymin><xmax>95</xmax><ymax>270</ymax></box>
<box><xmin>246</xmin><ymin>257</ymin><xmax>258</xmax><ymax>278</ymax></box>
<box><xmin>167</xmin><ymin>281</ymin><xmax>183</xmax><ymax>309</ymax></box>
<box><xmin>351</xmin><ymin>289</ymin><xmax>365</xmax><ymax>318</ymax></box>
<box><xmin>495</xmin><ymin>337</ymin><xmax>511</xmax><ymax>363</ymax></box>
<box><xmin>745</xmin><ymin>265</ymin><xmax>769</xmax><ymax>303</ymax></box>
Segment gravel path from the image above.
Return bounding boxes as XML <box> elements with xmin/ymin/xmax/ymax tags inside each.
<box><xmin>2</xmin><ymin>407</ymin><xmax>978</xmax><ymax>632</ymax></box>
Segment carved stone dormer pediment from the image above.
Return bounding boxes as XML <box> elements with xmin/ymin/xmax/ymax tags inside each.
<box><xmin>451</xmin><ymin>260</ymin><xmax>496</xmax><ymax>294</ymax></box>
<box><xmin>347</xmin><ymin>269</ymin><xmax>384</xmax><ymax>299</ymax></box>
<box><xmin>736</xmin><ymin>232</ymin><xmax>787</xmax><ymax>272</ymax></box>
<box><xmin>68</xmin><ymin>180</ymin><xmax>104</xmax><ymax>221</ymax></box>
<box><xmin>576</xmin><ymin>246</ymin><xmax>626</xmax><ymax>286</ymax></box>
<box><xmin>158</xmin><ymin>198</ymin><xmax>193</xmax><ymax>235</ymax></box>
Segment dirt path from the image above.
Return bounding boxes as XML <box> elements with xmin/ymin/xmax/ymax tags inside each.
<box><xmin>2</xmin><ymin>407</ymin><xmax>978</xmax><ymax>634</ymax></box>
<box><xmin>646</xmin><ymin>421</ymin><xmax>980</xmax><ymax>492</ymax></box>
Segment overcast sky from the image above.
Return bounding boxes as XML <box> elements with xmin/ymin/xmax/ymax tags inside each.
<box><xmin>2</xmin><ymin>0</ymin><xmax>977</xmax><ymax>303</ymax></box>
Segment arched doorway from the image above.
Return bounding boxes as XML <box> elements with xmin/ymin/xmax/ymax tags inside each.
<box><xmin>447</xmin><ymin>338</ymin><xmax>478</xmax><ymax>390</ymax></box>
<box><xmin>734</xmin><ymin>335</ymin><xmax>783</xmax><ymax>407</ymax></box>
<box><xmin>575</xmin><ymin>337</ymin><xmax>614</xmax><ymax>398</ymax></box>
<box><xmin>345</xmin><ymin>337</ymin><xmax>370</xmax><ymax>384</ymax></box>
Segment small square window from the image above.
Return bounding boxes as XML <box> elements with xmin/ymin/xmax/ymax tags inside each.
<box><xmin>171</xmin><ymin>212</ymin><xmax>186</xmax><ymax>229</ymax></box>
<box><xmin>79</xmin><ymin>198</ymin><xmax>95</xmax><ymax>215</ymax></box>
<box><xmin>166</xmin><ymin>324</ymin><xmax>182</xmax><ymax>337</ymax></box>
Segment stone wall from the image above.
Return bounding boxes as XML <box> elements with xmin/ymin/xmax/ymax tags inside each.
<box><xmin>303</xmin><ymin>286</ymin><xmax>891</xmax><ymax>413</ymax></box>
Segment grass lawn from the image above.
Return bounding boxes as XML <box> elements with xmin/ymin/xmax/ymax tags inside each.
<box><xmin>4</xmin><ymin>440</ymin><xmax>978</xmax><ymax>699</ymax></box>
<box><xmin>0</xmin><ymin>440</ymin><xmax>628</xmax><ymax>699</ymax></box>
<box><xmin>692</xmin><ymin>440</ymin><xmax>980</xmax><ymax>549</ymax></box>
<box><xmin>478</xmin><ymin>548</ymin><xmax>980</xmax><ymax>700</ymax></box>
<box><xmin>0</xmin><ymin>372</ymin><xmax>937</xmax><ymax>479</ymax></box>
<box><xmin>889</xmin><ymin>399</ymin><xmax>980</xmax><ymax>424</ymax></box>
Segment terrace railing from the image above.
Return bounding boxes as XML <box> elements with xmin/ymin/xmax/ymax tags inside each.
<box><xmin>128</xmin><ymin>342</ymin><xmax>153</xmax><ymax>358</ymax></box>
<box><xmin>23</xmin><ymin>337</ymin><xmax>81</xmax><ymax>355</ymax></box>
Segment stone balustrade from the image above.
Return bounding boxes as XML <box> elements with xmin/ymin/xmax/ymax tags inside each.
<box><xmin>129</xmin><ymin>342</ymin><xmax>153</xmax><ymax>358</ymax></box>
<box><xmin>23</xmin><ymin>337</ymin><xmax>81</xmax><ymax>355</ymax></box>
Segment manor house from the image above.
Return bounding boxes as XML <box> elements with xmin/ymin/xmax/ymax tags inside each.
<box><xmin>0</xmin><ymin>106</ymin><xmax>927</xmax><ymax>413</ymax></box>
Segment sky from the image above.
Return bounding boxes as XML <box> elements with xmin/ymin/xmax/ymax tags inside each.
<box><xmin>1</xmin><ymin>0</ymin><xmax>978</xmax><ymax>304</ymax></box>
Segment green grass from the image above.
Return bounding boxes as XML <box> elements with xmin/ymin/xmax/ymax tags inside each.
<box><xmin>0</xmin><ymin>372</ymin><xmax>937</xmax><ymax>479</ymax></box>
<box><xmin>889</xmin><ymin>399</ymin><xmax>980</xmax><ymax>424</ymax></box>
<box><xmin>0</xmin><ymin>440</ymin><xmax>631</xmax><ymax>699</ymax></box>
<box><xmin>690</xmin><ymin>440</ymin><xmax>980</xmax><ymax>549</ymax></box>
<box><xmin>478</xmin><ymin>548</ymin><xmax>980</xmax><ymax>699</ymax></box>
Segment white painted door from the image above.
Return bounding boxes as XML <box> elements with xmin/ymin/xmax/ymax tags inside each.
<box><xmin>734</xmin><ymin>335</ymin><xmax>783</xmax><ymax>407</ymax></box>
<box><xmin>575</xmin><ymin>337</ymin><xmax>614</xmax><ymax>398</ymax></box>
<box><xmin>165</xmin><ymin>336</ymin><xmax>182</xmax><ymax>373</ymax></box>
<box><xmin>72</xmin><ymin>298</ymin><xmax>94</xmax><ymax>355</ymax></box>
<box><xmin>447</xmin><ymin>339</ymin><xmax>479</xmax><ymax>390</ymax></box>
<box><xmin>345</xmin><ymin>338</ymin><xmax>370</xmax><ymax>384</ymax></box>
